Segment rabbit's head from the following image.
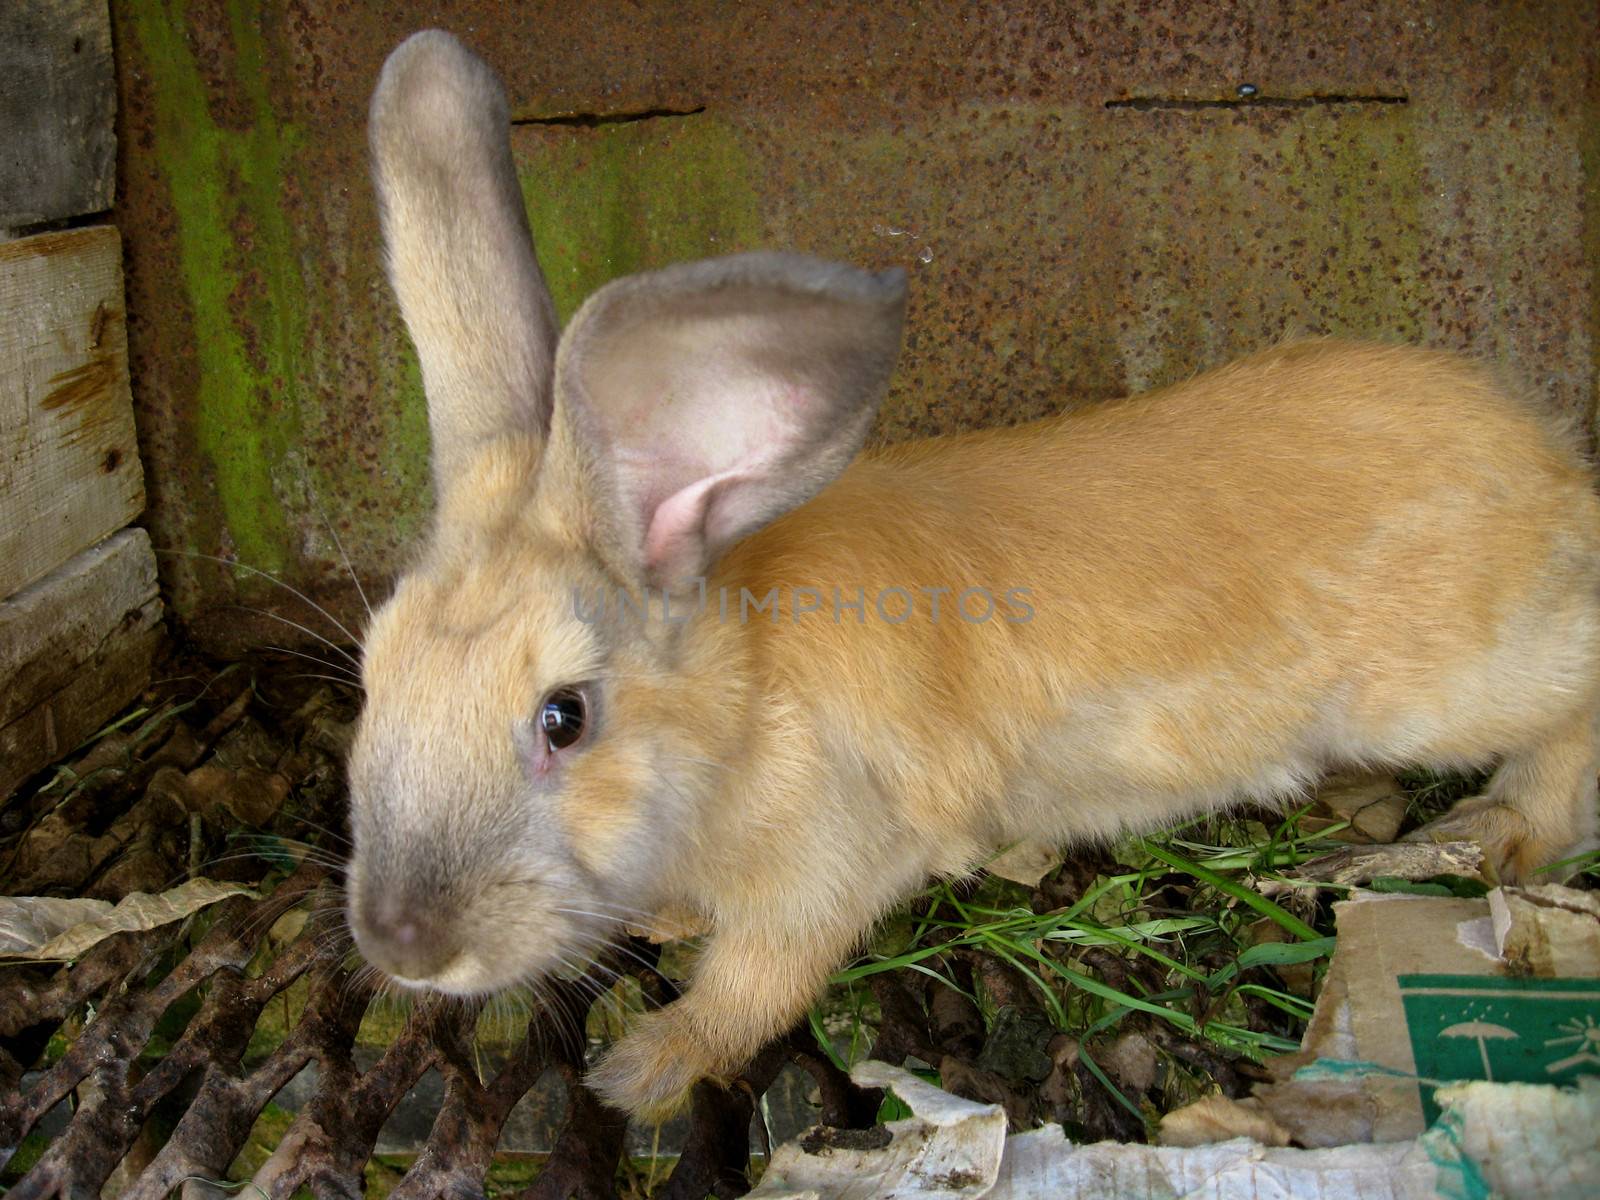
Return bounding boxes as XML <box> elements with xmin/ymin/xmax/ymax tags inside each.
<box><xmin>345</xmin><ymin>31</ymin><xmax>906</xmax><ymax>996</ymax></box>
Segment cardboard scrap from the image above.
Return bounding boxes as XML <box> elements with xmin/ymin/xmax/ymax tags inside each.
<box><xmin>1491</xmin><ymin>885</ymin><xmax>1600</xmax><ymax>977</ymax></box>
<box><xmin>753</xmin><ymin>1064</ymin><xmax>1598</xmax><ymax>1199</ymax></box>
<box><xmin>0</xmin><ymin>878</ymin><xmax>254</xmax><ymax>960</ymax></box>
<box><xmin>1236</xmin><ymin>883</ymin><xmax>1600</xmax><ymax>1147</ymax></box>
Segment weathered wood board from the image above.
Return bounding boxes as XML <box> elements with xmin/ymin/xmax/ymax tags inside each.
<box><xmin>0</xmin><ymin>0</ymin><xmax>116</xmax><ymax>227</ymax></box>
<box><xmin>0</xmin><ymin>225</ymin><xmax>145</xmax><ymax>600</ymax></box>
<box><xmin>0</xmin><ymin>528</ymin><xmax>162</xmax><ymax>799</ymax></box>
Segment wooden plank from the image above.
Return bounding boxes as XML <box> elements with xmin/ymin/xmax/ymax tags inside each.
<box><xmin>0</xmin><ymin>225</ymin><xmax>145</xmax><ymax>599</ymax></box>
<box><xmin>0</xmin><ymin>528</ymin><xmax>162</xmax><ymax>799</ymax></box>
<box><xmin>0</xmin><ymin>0</ymin><xmax>116</xmax><ymax>227</ymax></box>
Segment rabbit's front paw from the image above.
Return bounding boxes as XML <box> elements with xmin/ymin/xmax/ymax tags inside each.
<box><xmin>586</xmin><ymin>1009</ymin><xmax>723</xmax><ymax>1120</ymax></box>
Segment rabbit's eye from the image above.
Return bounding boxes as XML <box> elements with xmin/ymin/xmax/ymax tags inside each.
<box><xmin>539</xmin><ymin>687</ymin><xmax>587</xmax><ymax>751</ymax></box>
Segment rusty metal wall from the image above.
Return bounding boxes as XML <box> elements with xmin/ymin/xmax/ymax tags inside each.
<box><xmin>109</xmin><ymin>1</ymin><xmax>1600</xmax><ymax>649</ymax></box>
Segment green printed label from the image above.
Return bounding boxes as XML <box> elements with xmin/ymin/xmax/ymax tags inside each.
<box><xmin>1399</xmin><ymin>974</ymin><xmax>1600</xmax><ymax>1125</ymax></box>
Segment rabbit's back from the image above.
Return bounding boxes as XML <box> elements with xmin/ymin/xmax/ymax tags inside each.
<box><xmin>730</xmin><ymin>340</ymin><xmax>1600</xmax><ymax>860</ymax></box>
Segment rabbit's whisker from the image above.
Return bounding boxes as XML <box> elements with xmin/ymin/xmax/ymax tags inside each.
<box><xmin>156</xmin><ymin>548</ymin><xmax>367</xmax><ymax>650</ymax></box>
<box><xmin>232</xmin><ymin>604</ymin><xmax>363</xmax><ymax>671</ymax></box>
<box><xmin>313</xmin><ymin>500</ymin><xmax>376</xmax><ymax>625</ymax></box>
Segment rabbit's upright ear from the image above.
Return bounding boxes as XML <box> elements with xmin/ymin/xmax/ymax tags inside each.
<box><xmin>370</xmin><ymin>31</ymin><xmax>558</xmax><ymax>490</ymax></box>
<box><xmin>549</xmin><ymin>253</ymin><xmax>907</xmax><ymax>590</ymax></box>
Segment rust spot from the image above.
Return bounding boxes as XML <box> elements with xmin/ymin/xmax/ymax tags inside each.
<box><xmin>41</xmin><ymin>356</ymin><xmax>115</xmax><ymax>412</ymax></box>
<box><xmin>102</xmin><ymin>447</ymin><xmax>125</xmax><ymax>473</ymax></box>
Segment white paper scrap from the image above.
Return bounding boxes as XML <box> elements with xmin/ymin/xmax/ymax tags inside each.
<box><xmin>751</xmin><ymin>1065</ymin><xmax>1599</xmax><ymax>1200</ymax></box>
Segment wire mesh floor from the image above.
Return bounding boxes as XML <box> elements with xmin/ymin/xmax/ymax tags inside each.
<box><xmin>1</xmin><ymin>654</ymin><xmax>1294</xmax><ymax>1197</ymax></box>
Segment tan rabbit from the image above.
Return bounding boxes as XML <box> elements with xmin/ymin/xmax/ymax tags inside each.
<box><xmin>346</xmin><ymin>30</ymin><xmax>1600</xmax><ymax>1118</ymax></box>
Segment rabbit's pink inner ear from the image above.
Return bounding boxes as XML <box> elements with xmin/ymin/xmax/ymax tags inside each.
<box><xmin>640</xmin><ymin>470</ymin><xmax>761</xmax><ymax>589</ymax></box>
<box><xmin>641</xmin><ymin>477</ymin><xmax>716</xmax><ymax>588</ymax></box>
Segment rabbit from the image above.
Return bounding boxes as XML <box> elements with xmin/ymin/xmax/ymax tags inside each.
<box><xmin>345</xmin><ymin>29</ymin><xmax>1600</xmax><ymax>1119</ymax></box>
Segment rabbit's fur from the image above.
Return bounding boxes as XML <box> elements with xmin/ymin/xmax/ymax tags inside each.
<box><xmin>346</xmin><ymin>31</ymin><xmax>1600</xmax><ymax>1117</ymax></box>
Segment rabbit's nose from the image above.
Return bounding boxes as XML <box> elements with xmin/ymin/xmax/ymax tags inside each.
<box><xmin>356</xmin><ymin>892</ymin><xmax>456</xmax><ymax>981</ymax></box>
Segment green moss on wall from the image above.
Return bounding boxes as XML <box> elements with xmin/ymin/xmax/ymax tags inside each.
<box><xmin>366</xmin><ymin>336</ymin><xmax>433</xmax><ymax>524</ymax></box>
<box><xmin>122</xmin><ymin>4</ymin><xmax>761</xmax><ymax>613</ymax></box>
<box><xmin>126</xmin><ymin>0</ymin><xmax>307</xmax><ymax>574</ymax></box>
<box><xmin>125</xmin><ymin>1</ymin><xmax>438</xmax><ymax>598</ymax></box>
<box><xmin>1314</xmin><ymin>116</ymin><xmax>1425</xmax><ymax>342</ymax></box>
<box><xmin>516</xmin><ymin>116</ymin><xmax>763</xmax><ymax>323</ymax></box>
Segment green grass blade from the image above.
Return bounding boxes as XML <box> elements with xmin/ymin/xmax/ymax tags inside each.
<box><xmin>1138</xmin><ymin>840</ymin><xmax>1321</xmax><ymax>941</ymax></box>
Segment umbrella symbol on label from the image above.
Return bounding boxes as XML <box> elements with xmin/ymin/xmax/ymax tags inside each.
<box><xmin>1438</xmin><ymin>1020</ymin><xmax>1519</xmax><ymax>1081</ymax></box>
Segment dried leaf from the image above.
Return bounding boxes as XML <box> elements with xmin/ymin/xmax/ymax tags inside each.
<box><xmin>623</xmin><ymin>902</ymin><xmax>709</xmax><ymax>943</ymax></box>
<box><xmin>985</xmin><ymin>841</ymin><xmax>1063</xmax><ymax>887</ymax></box>
<box><xmin>0</xmin><ymin>878</ymin><xmax>255</xmax><ymax>961</ymax></box>
<box><xmin>1157</xmin><ymin>1093</ymin><xmax>1292</xmax><ymax>1147</ymax></box>
<box><xmin>1099</xmin><ymin>1031</ymin><xmax>1159</xmax><ymax>1093</ymax></box>
<box><xmin>0</xmin><ymin>895</ymin><xmax>108</xmax><ymax>955</ymax></box>
<box><xmin>1308</xmin><ymin>773</ymin><xmax>1407</xmax><ymax>844</ymax></box>
<box><xmin>184</xmin><ymin>763</ymin><xmax>290</xmax><ymax>826</ymax></box>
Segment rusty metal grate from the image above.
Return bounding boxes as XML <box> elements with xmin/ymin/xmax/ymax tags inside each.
<box><xmin>0</xmin><ymin>855</ymin><xmax>884</xmax><ymax>1198</ymax></box>
<box><xmin>0</xmin><ymin>868</ymin><xmax>883</xmax><ymax>1196</ymax></box>
<box><xmin>0</xmin><ymin>661</ymin><xmax>889</xmax><ymax>1198</ymax></box>
<box><xmin>1</xmin><ymin>656</ymin><xmax>1288</xmax><ymax>1197</ymax></box>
